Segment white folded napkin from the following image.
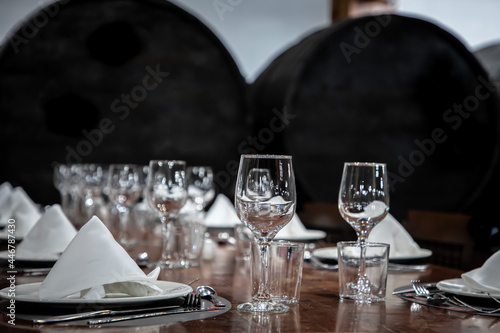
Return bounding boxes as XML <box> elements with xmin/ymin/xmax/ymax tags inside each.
<box><xmin>276</xmin><ymin>214</ymin><xmax>307</xmax><ymax>238</ymax></box>
<box><xmin>39</xmin><ymin>216</ymin><xmax>162</xmax><ymax>299</ymax></box>
<box><xmin>16</xmin><ymin>204</ymin><xmax>77</xmax><ymax>259</ymax></box>
<box><xmin>368</xmin><ymin>213</ymin><xmax>422</xmax><ymax>258</ymax></box>
<box><xmin>204</xmin><ymin>194</ymin><xmax>240</xmax><ymax>228</ymax></box>
<box><xmin>0</xmin><ymin>187</ymin><xmax>41</xmax><ymax>236</ymax></box>
<box><xmin>462</xmin><ymin>250</ymin><xmax>500</xmax><ymax>292</ymax></box>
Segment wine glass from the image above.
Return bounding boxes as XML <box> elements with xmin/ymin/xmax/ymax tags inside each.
<box><xmin>145</xmin><ymin>160</ymin><xmax>187</xmax><ymax>268</ymax></box>
<box><xmin>52</xmin><ymin>163</ymin><xmax>72</xmax><ymax>217</ymax></box>
<box><xmin>108</xmin><ymin>164</ymin><xmax>144</xmax><ymax>248</ymax></box>
<box><xmin>80</xmin><ymin>163</ymin><xmax>107</xmax><ymax>220</ymax></box>
<box><xmin>186</xmin><ymin>166</ymin><xmax>215</xmax><ymax>212</ymax></box>
<box><xmin>338</xmin><ymin>162</ymin><xmax>389</xmax><ymax>301</ymax></box>
<box><xmin>234</xmin><ymin>154</ymin><xmax>296</xmax><ymax>313</ymax></box>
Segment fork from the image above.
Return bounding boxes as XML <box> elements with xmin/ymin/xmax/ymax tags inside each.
<box><xmin>411</xmin><ymin>280</ymin><xmax>448</xmax><ymax>303</ymax></box>
<box><xmin>183</xmin><ymin>292</ymin><xmax>202</xmax><ymax>308</ymax></box>
<box><xmin>411</xmin><ymin>280</ymin><xmax>500</xmax><ymax>314</ymax></box>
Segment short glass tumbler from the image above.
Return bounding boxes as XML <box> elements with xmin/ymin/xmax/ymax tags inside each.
<box><xmin>251</xmin><ymin>240</ymin><xmax>305</xmax><ymax>304</ymax></box>
<box><xmin>338</xmin><ymin>241</ymin><xmax>389</xmax><ymax>303</ymax></box>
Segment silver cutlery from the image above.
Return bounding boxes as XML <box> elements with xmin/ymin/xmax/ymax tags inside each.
<box><xmin>196</xmin><ymin>286</ymin><xmax>225</xmax><ymax>307</ymax></box>
<box><xmin>411</xmin><ymin>280</ymin><xmax>448</xmax><ymax>304</ymax></box>
<box><xmin>88</xmin><ymin>293</ymin><xmax>210</xmax><ymax>325</ymax></box>
<box><xmin>88</xmin><ymin>306</ymin><xmax>214</xmax><ymax>325</ymax></box>
<box><xmin>411</xmin><ymin>280</ymin><xmax>500</xmax><ymax>314</ymax></box>
<box><xmin>33</xmin><ymin>293</ymin><xmax>202</xmax><ymax>324</ymax></box>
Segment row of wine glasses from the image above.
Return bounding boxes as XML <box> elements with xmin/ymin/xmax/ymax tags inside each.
<box><xmin>53</xmin><ymin>162</ymin><xmax>215</xmax><ymax>266</ymax></box>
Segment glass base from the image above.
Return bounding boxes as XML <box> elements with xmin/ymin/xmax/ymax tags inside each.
<box><xmin>237</xmin><ymin>300</ymin><xmax>289</xmax><ymax>313</ymax></box>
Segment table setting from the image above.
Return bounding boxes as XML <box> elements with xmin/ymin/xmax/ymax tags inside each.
<box><xmin>392</xmin><ymin>249</ymin><xmax>500</xmax><ymax>317</ymax></box>
<box><xmin>1</xmin><ymin>156</ymin><xmax>499</xmax><ymax>332</ymax></box>
<box><xmin>0</xmin><ymin>214</ymin><xmax>230</xmax><ymax>327</ymax></box>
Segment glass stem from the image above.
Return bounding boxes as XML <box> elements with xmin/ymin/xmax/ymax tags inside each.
<box><xmin>118</xmin><ymin>206</ymin><xmax>130</xmax><ymax>247</ymax></box>
<box><xmin>357</xmin><ymin>230</ymin><xmax>371</xmax><ymax>294</ymax></box>
<box><xmin>160</xmin><ymin>216</ymin><xmax>172</xmax><ymax>265</ymax></box>
<box><xmin>256</xmin><ymin>240</ymin><xmax>271</xmax><ymax>301</ymax></box>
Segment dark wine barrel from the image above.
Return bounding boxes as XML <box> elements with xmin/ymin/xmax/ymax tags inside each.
<box><xmin>0</xmin><ymin>0</ymin><xmax>249</xmax><ymax>204</ymax></box>
<box><xmin>250</xmin><ymin>14</ymin><xmax>500</xmax><ymax>220</ymax></box>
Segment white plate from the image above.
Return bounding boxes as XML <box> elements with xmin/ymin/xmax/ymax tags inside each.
<box><xmin>275</xmin><ymin>229</ymin><xmax>327</xmax><ymax>241</ymax></box>
<box><xmin>0</xmin><ymin>281</ymin><xmax>192</xmax><ymax>305</ymax></box>
<box><xmin>436</xmin><ymin>278</ymin><xmax>500</xmax><ymax>298</ymax></box>
<box><xmin>0</xmin><ymin>250</ymin><xmax>59</xmax><ymax>263</ymax></box>
<box><xmin>312</xmin><ymin>246</ymin><xmax>432</xmax><ymax>261</ymax></box>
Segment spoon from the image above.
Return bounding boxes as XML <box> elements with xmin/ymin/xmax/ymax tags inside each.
<box><xmin>196</xmin><ymin>286</ymin><xmax>225</xmax><ymax>307</ymax></box>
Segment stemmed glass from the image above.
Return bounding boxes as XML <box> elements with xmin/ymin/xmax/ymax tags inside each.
<box><xmin>234</xmin><ymin>154</ymin><xmax>296</xmax><ymax>313</ymax></box>
<box><xmin>186</xmin><ymin>166</ymin><xmax>215</xmax><ymax>212</ymax></box>
<box><xmin>52</xmin><ymin>163</ymin><xmax>72</xmax><ymax>218</ymax></box>
<box><xmin>80</xmin><ymin>163</ymin><xmax>107</xmax><ymax>220</ymax></box>
<box><xmin>108</xmin><ymin>164</ymin><xmax>144</xmax><ymax>248</ymax></box>
<box><xmin>145</xmin><ymin>160</ymin><xmax>187</xmax><ymax>268</ymax></box>
<box><xmin>338</xmin><ymin>162</ymin><xmax>389</xmax><ymax>301</ymax></box>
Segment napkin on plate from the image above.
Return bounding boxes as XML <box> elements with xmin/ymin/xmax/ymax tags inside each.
<box><xmin>368</xmin><ymin>213</ymin><xmax>422</xmax><ymax>257</ymax></box>
<box><xmin>276</xmin><ymin>214</ymin><xmax>308</xmax><ymax>238</ymax></box>
<box><xmin>39</xmin><ymin>216</ymin><xmax>162</xmax><ymax>299</ymax></box>
<box><xmin>0</xmin><ymin>187</ymin><xmax>41</xmax><ymax>236</ymax></box>
<box><xmin>462</xmin><ymin>250</ymin><xmax>500</xmax><ymax>292</ymax></box>
<box><xmin>16</xmin><ymin>204</ymin><xmax>77</xmax><ymax>259</ymax></box>
<box><xmin>204</xmin><ymin>194</ymin><xmax>240</xmax><ymax>228</ymax></box>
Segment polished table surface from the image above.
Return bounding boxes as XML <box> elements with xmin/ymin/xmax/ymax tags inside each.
<box><xmin>0</xmin><ymin>243</ymin><xmax>498</xmax><ymax>333</ymax></box>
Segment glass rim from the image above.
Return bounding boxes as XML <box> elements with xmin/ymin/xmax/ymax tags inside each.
<box><xmin>337</xmin><ymin>241</ymin><xmax>390</xmax><ymax>248</ymax></box>
<box><xmin>241</xmin><ymin>154</ymin><xmax>292</xmax><ymax>159</ymax></box>
<box><xmin>343</xmin><ymin>162</ymin><xmax>386</xmax><ymax>167</ymax></box>
<box><xmin>268</xmin><ymin>240</ymin><xmax>305</xmax><ymax>248</ymax></box>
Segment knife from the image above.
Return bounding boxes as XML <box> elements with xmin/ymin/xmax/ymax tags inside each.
<box><xmin>88</xmin><ymin>307</ymin><xmax>216</xmax><ymax>325</ymax></box>
<box><xmin>33</xmin><ymin>305</ymin><xmax>182</xmax><ymax>324</ymax></box>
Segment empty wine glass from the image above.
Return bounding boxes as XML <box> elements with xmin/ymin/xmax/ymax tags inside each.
<box><xmin>186</xmin><ymin>166</ymin><xmax>215</xmax><ymax>212</ymax></box>
<box><xmin>80</xmin><ymin>163</ymin><xmax>107</xmax><ymax>220</ymax></box>
<box><xmin>108</xmin><ymin>164</ymin><xmax>144</xmax><ymax>248</ymax></box>
<box><xmin>52</xmin><ymin>163</ymin><xmax>72</xmax><ymax>217</ymax></box>
<box><xmin>145</xmin><ymin>160</ymin><xmax>187</xmax><ymax>268</ymax></box>
<box><xmin>338</xmin><ymin>162</ymin><xmax>389</xmax><ymax>302</ymax></box>
<box><xmin>234</xmin><ymin>154</ymin><xmax>296</xmax><ymax>313</ymax></box>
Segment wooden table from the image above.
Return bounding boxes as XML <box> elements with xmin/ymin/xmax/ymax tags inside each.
<box><xmin>0</xmin><ymin>244</ymin><xmax>498</xmax><ymax>332</ymax></box>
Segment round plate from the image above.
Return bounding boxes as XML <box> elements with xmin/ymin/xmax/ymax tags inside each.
<box><xmin>275</xmin><ymin>229</ymin><xmax>327</xmax><ymax>241</ymax></box>
<box><xmin>312</xmin><ymin>246</ymin><xmax>432</xmax><ymax>261</ymax></box>
<box><xmin>436</xmin><ymin>278</ymin><xmax>500</xmax><ymax>298</ymax></box>
<box><xmin>0</xmin><ymin>281</ymin><xmax>192</xmax><ymax>305</ymax></box>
